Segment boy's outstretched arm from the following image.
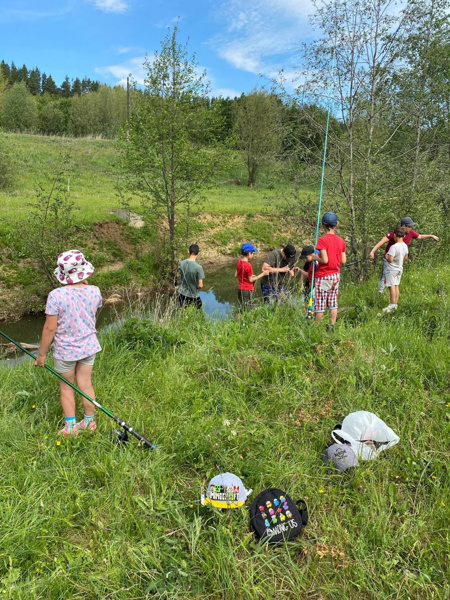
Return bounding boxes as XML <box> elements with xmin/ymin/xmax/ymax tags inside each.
<box><xmin>417</xmin><ymin>234</ymin><xmax>440</xmax><ymax>241</ymax></box>
<box><xmin>369</xmin><ymin>236</ymin><xmax>389</xmax><ymax>259</ymax></box>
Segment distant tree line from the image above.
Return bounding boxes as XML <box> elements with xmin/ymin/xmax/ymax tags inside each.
<box><xmin>0</xmin><ymin>60</ymin><xmax>100</xmax><ymax>97</ymax></box>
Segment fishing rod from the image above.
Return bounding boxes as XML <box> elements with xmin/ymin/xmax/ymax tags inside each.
<box><xmin>342</xmin><ymin>258</ymin><xmax>373</xmax><ymax>268</ymax></box>
<box><xmin>0</xmin><ymin>330</ymin><xmax>156</xmax><ymax>450</ymax></box>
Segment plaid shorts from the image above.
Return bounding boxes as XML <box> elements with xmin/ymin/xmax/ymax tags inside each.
<box><xmin>315</xmin><ymin>274</ymin><xmax>340</xmax><ymax>312</ymax></box>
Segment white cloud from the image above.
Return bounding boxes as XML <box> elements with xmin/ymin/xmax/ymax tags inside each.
<box><xmin>211</xmin><ymin>0</ymin><xmax>314</xmax><ymax>87</ymax></box>
<box><xmin>211</xmin><ymin>87</ymin><xmax>241</xmax><ymax>98</ymax></box>
<box><xmin>95</xmin><ymin>57</ymin><xmax>146</xmax><ymax>86</ymax></box>
<box><xmin>91</xmin><ymin>0</ymin><xmax>129</xmax><ymax>14</ymax></box>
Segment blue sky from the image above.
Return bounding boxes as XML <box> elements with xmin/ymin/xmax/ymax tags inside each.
<box><xmin>1</xmin><ymin>0</ymin><xmax>315</xmax><ymax>97</ymax></box>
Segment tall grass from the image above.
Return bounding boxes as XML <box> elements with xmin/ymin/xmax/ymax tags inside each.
<box><xmin>0</xmin><ymin>265</ymin><xmax>449</xmax><ymax>599</ymax></box>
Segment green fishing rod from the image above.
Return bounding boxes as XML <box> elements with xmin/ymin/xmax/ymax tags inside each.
<box><xmin>0</xmin><ymin>330</ymin><xmax>156</xmax><ymax>450</ymax></box>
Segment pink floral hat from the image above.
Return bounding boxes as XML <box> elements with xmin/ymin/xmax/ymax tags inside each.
<box><xmin>54</xmin><ymin>250</ymin><xmax>95</xmax><ymax>285</ymax></box>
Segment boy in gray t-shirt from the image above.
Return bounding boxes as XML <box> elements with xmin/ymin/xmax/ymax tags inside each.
<box><xmin>383</xmin><ymin>227</ymin><xmax>408</xmax><ymax>313</ymax></box>
<box><xmin>178</xmin><ymin>244</ymin><xmax>205</xmax><ymax>310</ymax></box>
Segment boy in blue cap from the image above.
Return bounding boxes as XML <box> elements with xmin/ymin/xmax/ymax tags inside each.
<box><xmin>235</xmin><ymin>243</ymin><xmax>268</xmax><ymax>307</ymax></box>
<box><xmin>314</xmin><ymin>212</ymin><xmax>346</xmax><ymax>327</ymax></box>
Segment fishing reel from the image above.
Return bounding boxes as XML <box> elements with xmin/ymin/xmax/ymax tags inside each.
<box><xmin>111</xmin><ymin>428</ymin><xmax>129</xmax><ymax>447</ymax></box>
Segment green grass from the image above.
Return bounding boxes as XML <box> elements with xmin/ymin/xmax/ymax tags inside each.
<box><xmin>0</xmin><ymin>265</ymin><xmax>449</xmax><ymax>598</ymax></box>
<box><xmin>0</xmin><ymin>133</ymin><xmax>317</xmax><ymax>224</ymax></box>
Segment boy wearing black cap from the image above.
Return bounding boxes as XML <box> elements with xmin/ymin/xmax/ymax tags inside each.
<box><xmin>235</xmin><ymin>243</ymin><xmax>268</xmax><ymax>307</ymax></box>
<box><xmin>369</xmin><ymin>217</ymin><xmax>439</xmax><ymax>293</ymax></box>
<box><xmin>260</xmin><ymin>244</ymin><xmax>297</xmax><ymax>303</ymax></box>
<box><xmin>298</xmin><ymin>245</ymin><xmax>319</xmax><ymax>298</ymax></box>
<box><xmin>314</xmin><ymin>212</ymin><xmax>346</xmax><ymax>326</ymax></box>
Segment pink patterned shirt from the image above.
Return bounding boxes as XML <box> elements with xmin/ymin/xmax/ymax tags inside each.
<box><xmin>45</xmin><ymin>285</ymin><xmax>102</xmax><ymax>360</ymax></box>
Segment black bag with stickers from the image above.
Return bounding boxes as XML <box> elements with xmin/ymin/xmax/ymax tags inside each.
<box><xmin>249</xmin><ymin>488</ymin><xmax>308</xmax><ymax>544</ymax></box>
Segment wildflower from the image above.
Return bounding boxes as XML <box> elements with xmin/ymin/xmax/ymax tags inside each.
<box><xmin>45</xmin><ymin>436</ymin><xmax>48</xmax><ymax>440</ymax></box>
<box><xmin>446</xmin><ymin>403</ymin><xmax>450</xmax><ymax>408</ymax></box>
<box><xmin>32</xmin><ymin>405</ymin><xmax>36</xmax><ymax>409</ymax></box>
<box><xmin>441</xmin><ymin>502</ymin><xmax>446</xmax><ymax>507</ymax></box>
<box><xmin>319</xmin><ymin>489</ymin><xmax>324</xmax><ymax>494</ymax></box>
<box><xmin>223</xmin><ymin>419</ymin><xmax>230</xmax><ymax>427</ymax></box>
<box><xmin>230</xmin><ymin>430</ymin><xmax>237</xmax><ymax>436</ymax></box>
<box><xmin>56</xmin><ymin>441</ymin><xmax>61</xmax><ymax>446</ymax></box>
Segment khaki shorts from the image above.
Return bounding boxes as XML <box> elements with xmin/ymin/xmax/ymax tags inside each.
<box><xmin>385</xmin><ymin>269</ymin><xmax>402</xmax><ymax>287</ymax></box>
<box><xmin>53</xmin><ymin>354</ymin><xmax>96</xmax><ymax>373</ymax></box>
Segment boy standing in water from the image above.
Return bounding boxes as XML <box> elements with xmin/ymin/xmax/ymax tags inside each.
<box><xmin>35</xmin><ymin>250</ymin><xmax>102</xmax><ymax>436</ymax></box>
<box><xmin>314</xmin><ymin>212</ymin><xmax>346</xmax><ymax>327</ymax></box>
<box><xmin>235</xmin><ymin>243</ymin><xmax>268</xmax><ymax>307</ymax></box>
<box><xmin>382</xmin><ymin>227</ymin><xmax>408</xmax><ymax>313</ymax></box>
<box><xmin>178</xmin><ymin>244</ymin><xmax>205</xmax><ymax>310</ymax></box>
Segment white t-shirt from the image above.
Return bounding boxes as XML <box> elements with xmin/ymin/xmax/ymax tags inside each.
<box><xmin>386</xmin><ymin>242</ymin><xmax>408</xmax><ymax>272</ymax></box>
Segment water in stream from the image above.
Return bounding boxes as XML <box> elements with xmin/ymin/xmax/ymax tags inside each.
<box><xmin>0</xmin><ymin>257</ymin><xmax>267</xmax><ymax>350</ymax></box>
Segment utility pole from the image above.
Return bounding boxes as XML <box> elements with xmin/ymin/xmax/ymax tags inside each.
<box><xmin>126</xmin><ymin>76</ymin><xmax>130</xmax><ymax>139</ymax></box>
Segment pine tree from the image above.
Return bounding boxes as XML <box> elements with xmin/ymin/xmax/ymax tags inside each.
<box><xmin>71</xmin><ymin>78</ymin><xmax>82</xmax><ymax>96</ymax></box>
<box><xmin>60</xmin><ymin>76</ymin><xmax>71</xmax><ymax>98</ymax></box>
<box><xmin>43</xmin><ymin>74</ymin><xmax>58</xmax><ymax>95</ymax></box>
<box><xmin>28</xmin><ymin>68</ymin><xmax>41</xmax><ymax>95</ymax></box>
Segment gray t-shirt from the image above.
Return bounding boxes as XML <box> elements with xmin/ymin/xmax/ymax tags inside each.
<box><xmin>386</xmin><ymin>242</ymin><xmax>408</xmax><ymax>272</ymax></box>
<box><xmin>260</xmin><ymin>249</ymin><xmax>295</xmax><ymax>288</ymax></box>
<box><xmin>178</xmin><ymin>259</ymin><xmax>205</xmax><ymax>298</ymax></box>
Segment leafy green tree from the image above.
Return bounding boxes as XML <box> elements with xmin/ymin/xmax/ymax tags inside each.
<box><xmin>1</xmin><ymin>82</ymin><xmax>38</xmax><ymax>131</ymax></box>
<box><xmin>394</xmin><ymin>0</ymin><xmax>450</xmax><ymax>218</ymax></box>
<box><xmin>233</xmin><ymin>90</ymin><xmax>283</xmax><ymax>186</ymax></box>
<box><xmin>39</xmin><ymin>101</ymin><xmax>65</xmax><ymax>135</ymax></box>
<box><xmin>298</xmin><ymin>0</ymin><xmax>405</xmax><ymax>264</ymax></box>
<box><xmin>120</xmin><ymin>25</ymin><xmax>229</xmax><ymax>275</ymax></box>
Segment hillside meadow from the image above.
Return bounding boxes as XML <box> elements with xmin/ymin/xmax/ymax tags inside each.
<box><xmin>0</xmin><ymin>133</ymin><xmax>316</xmax><ymax>224</ymax></box>
<box><xmin>0</xmin><ymin>264</ymin><xmax>449</xmax><ymax>599</ymax></box>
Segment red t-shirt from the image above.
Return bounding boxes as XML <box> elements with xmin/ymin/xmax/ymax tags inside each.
<box><xmin>385</xmin><ymin>229</ymin><xmax>419</xmax><ymax>253</ymax></box>
<box><xmin>315</xmin><ymin>233</ymin><xmax>346</xmax><ymax>278</ymax></box>
<box><xmin>237</xmin><ymin>259</ymin><xmax>254</xmax><ymax>290</ymax></box>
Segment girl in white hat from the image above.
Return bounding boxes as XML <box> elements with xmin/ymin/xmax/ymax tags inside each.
<box><xmin>35</xmin><ymin>250</ymin><xmax>102</xmax><ymax>436</ymax></box>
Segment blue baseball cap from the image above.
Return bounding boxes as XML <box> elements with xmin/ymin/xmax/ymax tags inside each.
<box><xmin>322</xmin><ymin>212</ymin><xmax>338</xmax><ymax>227</ymax></box>
<box><xmin>241</xmin><ymin>243</ymin><xmax>258</xmax><ymax>253</ymax></box>
<box><xmin>400</xmin><ymin>217</ymin><xmax>416</xmax><ymax>227</ymax></box>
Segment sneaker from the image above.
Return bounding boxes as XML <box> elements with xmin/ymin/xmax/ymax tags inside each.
<box><xmin>326</xmin><ymin>324</ymin><xmax>335</xmax><ymax>332</ymax></box>
<box><xmin>75</xmin><ymin>419</ymin><xmax>97</xmax><ymax>432</ymax></box>
<box><xmin>60</xmin><ymin>424</ymin><xmax>79</xmax><ymax>437</ymax></box>
<box><xmin>382</xmin><ymin>305</ymin><xmax>397</xmax><ymax>313</ymax></box>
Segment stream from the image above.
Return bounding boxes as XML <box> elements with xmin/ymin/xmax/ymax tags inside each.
<box><xmin>0</xmin><ymin>257</ymin><xmax>269</xmax><ymax>359</ymax></box>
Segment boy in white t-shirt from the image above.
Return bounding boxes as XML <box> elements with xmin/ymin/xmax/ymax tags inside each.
<box><xmin>382</xmin><ymin>227</ymin><xmax>408</xmax><ymax>313</ymax></box>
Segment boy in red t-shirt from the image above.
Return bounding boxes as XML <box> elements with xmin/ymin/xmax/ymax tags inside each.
<box><xmin>314</xmin><ymin>212</ymin><xmax>346</xmax><ymax>326</ymax></box>
<box><xmin>235</xmin><ymin>243</ymin><xmax>268</xmax><ymax>307</ymax></box>
<box><xmin>369</xmin><ymin>217</ymin><xmax>439</xmax><ymax>293</ymax></box>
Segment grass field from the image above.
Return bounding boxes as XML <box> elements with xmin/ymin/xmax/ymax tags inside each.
<box><xmin>0</xmin><ymin>133</ymin><xmax>316</xmax><ymax>224</ymax></box>
<box><xmin>1</xmin><ymin>265</ymin><xmax>449</xmax><ymax>599</ymax></box>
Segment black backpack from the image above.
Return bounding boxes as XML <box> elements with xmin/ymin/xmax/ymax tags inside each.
<box><xmin>249</xmin><ymin>488</ymin><xmax>308</xmax><ymax>544</ymax></box>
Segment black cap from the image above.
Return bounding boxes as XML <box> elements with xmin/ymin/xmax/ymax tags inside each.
<box><xmin>400</xmin><ymin>217</ymin><xmax>416</xmax><ymax>227</ymax></box>
<box><xmin>300</xmin><ymin>245</ymin><xmax>315</xmax><ymax>258</ymax></box>
<box><xmin>283</xmin><ymin>244</ymin><xmax>296</xmax><ymax>259</ymax></box>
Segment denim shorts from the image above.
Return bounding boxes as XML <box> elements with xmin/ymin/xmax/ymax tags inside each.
<box><xmin>53</xmin><ymin>353</ymin><xmax>96</xmax><ymax>373</ymax></box>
